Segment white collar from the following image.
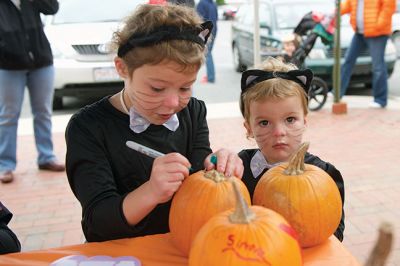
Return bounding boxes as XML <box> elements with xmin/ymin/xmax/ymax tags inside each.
<box><xmin>129</xmin><ymin>109</ymin><xmax>179</xmax><ymax>133</ymax></box>
<box><xmin>250</xmin><ymin>150</ymin><xmax>282</xmax><ymax>178</ymax></box>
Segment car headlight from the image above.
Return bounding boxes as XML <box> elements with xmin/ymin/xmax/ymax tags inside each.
<box><xmin>385</xmin><ymin>40</ymin><xmax>396</xmax><ymax>55</ymax></box>
<box><xmin>307</xmin><ymin>48</ymin><xmax>326</xmax><ymax>59</ymax></box>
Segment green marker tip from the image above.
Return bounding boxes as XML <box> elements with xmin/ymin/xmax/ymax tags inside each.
<box><xmin>210</xmin><ymin>154</ymin><xmax>217</xmax><ymax>165</ymax></box>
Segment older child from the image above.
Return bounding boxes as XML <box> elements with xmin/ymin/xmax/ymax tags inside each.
<box><xmin>238</xmin><ymin>57</ymin><xmax>345</xmax><ymax>241</ymax></box>
<box><xmin>65</xmin><ymin>4</ymin><xmax>243</xmax><ymax>242</ymax></box>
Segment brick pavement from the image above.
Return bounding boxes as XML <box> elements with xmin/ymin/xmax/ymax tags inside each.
<box><xmin>1</xmin><ymin>96</ymin><xmax>400</xmax><ymax>265</ymax></box>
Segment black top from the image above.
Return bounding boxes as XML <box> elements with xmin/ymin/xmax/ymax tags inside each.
<box><xmin>65</xmin><ymin>97</ymin><xmax>212</xmax><ymax>242</ymax></box>
<box><xmin>0</xmin><ymin>0</ymin><xmax>58</xmax><ymax>70</ymax></box>
<box><xmin>239</xmin><ymin>149</ymin><xmax>345</xmax><ymax>241</ymax></box>
<box><xmin>0</xmin><ymin>201</ymin><xmax>21</xmax><ymax>254</ymax></box>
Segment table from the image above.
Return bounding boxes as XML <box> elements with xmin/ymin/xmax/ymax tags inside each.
<box><xmin>0</xmin><ymin>233</ymin><xmax>360</xmax><ymax>265</ymax></box>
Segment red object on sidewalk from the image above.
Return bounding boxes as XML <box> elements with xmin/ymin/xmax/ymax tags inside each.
<box><xmin>200</xmin><ymin>76</ymin><xmax>208</xmax><ymax>83</ymax></box>
<box><xmin>148</xmin><ymin>0</ymin><xmax>167</xmax><ymax>5</ymax></box>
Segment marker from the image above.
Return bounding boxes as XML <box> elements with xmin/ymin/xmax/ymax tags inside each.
<box><xmin>126</xmin><ymin>141</ymin><xmax>165</xmax><ymax>159</ymax></box>
<box><xmin>126</xmin><ymin>140</ymin><xmax>193</xmax><ymax>171</ymax></box>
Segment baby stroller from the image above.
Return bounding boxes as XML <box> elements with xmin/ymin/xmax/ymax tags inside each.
<box><xmin>283</xmin><ymin>11</ymin><xmax>336</xmax><ymax>111</ymax></box>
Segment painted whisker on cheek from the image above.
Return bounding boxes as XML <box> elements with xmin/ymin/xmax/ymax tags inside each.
<box><xmin>132</xmin><ymin>97</ymin><xmax>162</xmax><ymax>111</ymax></box>
<box><xmin>178</xmin><ymin>98</ymin><xmax>190</xmax><ymax>108</ymax></box>
<box><xmin>133</xmin><ymin>91</ymin><xmax>164</xmax><ymax>104</ymax></box>
<box><xmin>254</xmin><ymin>131</ymin><xmax>270</xmax><ymax>138</ymax></box>
<box><xmin>287</xmin><ymin>126</ymin><xmax>306</xmax><ymax>137</ymax></box>
<box><xmin>254</xmin><ymin>131</ymin><xmax>270</xmax><ymax>141</ymax></box>
<box><xmin>179</xmin><ymin>95</ymin><xmax>191</xmax><ymax>101</ymax></box>
<box><xmin>131</xmin><ymin>91</ymin><xmax>163</xmax><ymax>110</ymax></box>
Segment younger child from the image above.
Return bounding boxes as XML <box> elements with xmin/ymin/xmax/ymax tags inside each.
<box><xmin>65</xmin><ymin>4</ymin><xmax>243</xmax><ymax>242</ymax></box>
<box><xmin>282</xmin><ymin>33</ymin><xmax>300</xmax><ymax>60</ymax></box>
<box><xmin>238</xmin><ymin>57</ymin><xmax>345</xmax><ymax>241</ymax></box>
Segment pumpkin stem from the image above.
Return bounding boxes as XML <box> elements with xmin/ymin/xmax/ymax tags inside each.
<box><xmin>229</xmin><ymin>179</ymin><xmax>255</xmax><ymax>224</ymax></box>
<box><xmin>204</xmin><ymin>169</ymin><xmax>227</xmax><ymax>183</ymax></box>
<box><xmin>284</xmin><ymin>142</ymin><xmax>310</xmax><ymax>176</ymax></box>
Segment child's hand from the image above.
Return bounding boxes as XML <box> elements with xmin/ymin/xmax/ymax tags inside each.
<box><xmin>204</xmin><ymin>149</ymin><xmax>244</xmax><ymax>178</ymax></box>
<box><xmin>148</xmin><ymin>153</ymin><xmax>191</xmax><ymax>203</ymax></box>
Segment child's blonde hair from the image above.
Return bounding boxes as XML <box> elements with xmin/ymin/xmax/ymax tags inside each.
<box><xmin>240</xmin><ymin>57</ymin><xmax>309</xmax><ymax>122</ymax></box>
<box><xmin>282</xmin><ymin>33</ymin><xmax>301</xmax><ymax>48</ymax></box>
<box><xmin>112</xmin><ymin>4</ymin><xmax>206</xmax><ymax>75</ymax></box>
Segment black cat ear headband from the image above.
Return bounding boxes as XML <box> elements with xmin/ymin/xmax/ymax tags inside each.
<box><xmin>240</xmin><ymin>68</ymin><xmax>314</xmax><ymax>94</ymax></box>
<box><xmin>239</xmin><ymin>68</ymin><xmax>314</xmax><ymax>116</ymax></box>
<box><xmin>117</xmin><ymin>21</ymin><xmax>214</xmax><ymax>57</ymax></box>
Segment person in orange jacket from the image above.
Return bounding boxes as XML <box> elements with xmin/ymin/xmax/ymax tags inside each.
<box><xmin>340</xmin><ymin>0</ymin><xmax>396</xmax><ymax>108</ymax></box>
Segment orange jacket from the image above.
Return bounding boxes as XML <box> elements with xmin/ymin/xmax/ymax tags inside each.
<box><xmin>341</xmin><ymin>0</ymin><xmax>396</xmax><ymax>37</ymax></box>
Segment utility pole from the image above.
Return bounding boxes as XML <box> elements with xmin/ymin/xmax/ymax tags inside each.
<box><xmin>253</xmin><ymin>0</ymin><xmax>260</xmax><ymax>67</ymax></box>
<box><xmin>332</xmin><ymin>0</ymin><xmax>347</xmax><ymax>114</ymax></box>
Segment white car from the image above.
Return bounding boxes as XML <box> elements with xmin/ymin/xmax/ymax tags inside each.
<box><xmin>44</xmin><ymin>0</ymin><xmax>144</xmax><ymax>109</ymax></box>
<box><xmin>391</xmin><ymin>2</ymin><xmax>400</xmax><ymax>57</ymax></box>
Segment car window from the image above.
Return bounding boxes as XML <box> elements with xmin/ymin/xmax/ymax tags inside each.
<box><xmin>259</xmin><ymin>3</ymin><xmax>272</xmax><ymax>28</ymax></box>
<box><xmin>53</xmin><ymin>0</ymin><xmax>144</xmax><ymax>24</ymax></box>
<box><xmin>235</xmin><ymin>3</ymin><xmax>272</xmax><ymax>27</ymax></box>
<box><xmin>274</xmin><ymin>2</ymin><xmax>334</xmax><ymax>29</ymax></box>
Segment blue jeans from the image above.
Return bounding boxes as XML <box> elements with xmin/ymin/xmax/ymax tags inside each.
<box><xmin>0</xmin><ymin>66</ymin><xmax>56</xmax><ymax>172</ymax></box>
<box><xmin>205</xmin><ymin>39</ymin><xmax>215</xmax><ymax>83</ymax></box>
<box><xmin>340</xmin><ymin>33</ymin><xmax>389</xmax><ymax>107</ymax></box>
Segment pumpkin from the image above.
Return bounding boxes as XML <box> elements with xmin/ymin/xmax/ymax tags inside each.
<box><xmin>169</xmin><ymin>169</ymin><xmax>251</xmax><ymax>256</ymax></box>
<box><xmin>253</xmin><ymin>142</ymin><xmax>342</xmax><ymax>248</ymax></box>
<box><xmin>189</xmin><ymin>179</ymin><xmax>302</xmax><ymax>266</ymax></box>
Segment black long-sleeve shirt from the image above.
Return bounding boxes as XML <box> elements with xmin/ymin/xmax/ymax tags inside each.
<box><xmin>239</xmin><ymin>149</ymin><xmax>345</xmax><ymax>241</ymax></box>
<box><xmin>0</xmin><ymin>0</ymin><xmax>59</xmax><ymax>70</ymax></box>
<box><xmin>65</xmin><ymin>97</ymin><xmax>212</xmax><ymax>242</ymax></box>
<box><xmin>0</xmin><ymin>201</ymin><xmax>21</xmax><ymax>254</ymax></box>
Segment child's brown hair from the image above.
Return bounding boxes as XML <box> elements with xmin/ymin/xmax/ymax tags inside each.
<box><xmin>112</xmin><ymin>4</ymin><xmax>208</xmax><ymax>75</ymax></box>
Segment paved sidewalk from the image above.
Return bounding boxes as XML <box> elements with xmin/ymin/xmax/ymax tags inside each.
<box><xmin>1</xmin><ymin>95</ymin><xmax>400</xmax><ymax>265</ymax></box>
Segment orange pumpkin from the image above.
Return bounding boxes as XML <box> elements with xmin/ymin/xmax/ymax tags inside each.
<box><xmin>169</xmin><ymin>169</ymin><xmax>251</xmax><ymax>256</ymax></box>
<box><xmin>253</xmin><ymin>142</ymin><xmax>342</xmax><ymax>247</ymax></box>
<box><xmin>189</xmin><ymin>179</ymin><xmax>302</xmax><ymax>266</ymax></box>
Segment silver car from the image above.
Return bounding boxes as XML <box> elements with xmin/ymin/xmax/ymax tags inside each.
<box><xmin>44</xmin><ymin>0</ymin><xmax>144</xmax><ymax>109</ymax></box>
<box><xmin>231</xmin><ymin>0</ymin><xmax>397</xmax><ymax>88</ymax></box>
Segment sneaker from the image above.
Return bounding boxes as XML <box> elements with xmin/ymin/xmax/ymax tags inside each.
<box><xmin>0</xmin><ymin>171</ymin><xmax>14</xmax><ymax>183</ymax></box>
<box><xmin>368</xmin><ymin>102</ymin><xmax>385</xmax><ymax>109</ymax></box>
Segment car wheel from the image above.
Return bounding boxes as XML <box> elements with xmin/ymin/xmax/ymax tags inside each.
<box><xmin>308</xmin><ymin>77</ymin><xmax>328</xmax><ymax>111</ymax></box>
<box><xmin>53</xmin><ymin>96</ymin><xmax>63</xmax><ymax>110</ymax></box>
<box><xmin>232</xmin><ymin>44</ymin><xmax>247</xmax><ymax>72</ymax></box>
<box><xmin>391</xmin><ymin>31</ymin><xmax>400</xmax><ymax>58</ymax></box>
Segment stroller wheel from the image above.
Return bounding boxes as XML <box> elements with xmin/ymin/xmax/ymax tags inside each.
<box><xmin>308</xmin><ymin>77</ymin><xmax>328</xmax><ymax>111</ymax></box>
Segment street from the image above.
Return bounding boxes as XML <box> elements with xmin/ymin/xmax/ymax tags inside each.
<box><xmin>20</xmin><ymin>20</ymin><xmax>400</xmax><ymax>120</ymax></box>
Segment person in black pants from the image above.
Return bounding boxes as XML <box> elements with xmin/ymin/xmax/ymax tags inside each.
<box><xmin>0</xmin><ymin>201</ymin><xmax>21</xmax><ymax>254</ymax></box>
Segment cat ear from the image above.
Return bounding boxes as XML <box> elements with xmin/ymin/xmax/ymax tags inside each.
<box><xmin>241</xmin><ymin>70</ymin><xmax>273</xmax><ymax>92</ymax></box>
<box><xmin>288</xmin><ymin>69</ymin><xmax>314</xmax><ymax>92</ymax></box>
<box><xmin>199</xmin><ymin>21</ymin><xmax>214</xmax><ymax>44</ymax></box>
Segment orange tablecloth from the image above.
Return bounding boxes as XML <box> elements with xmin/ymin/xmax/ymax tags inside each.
<box><xmin>0</xmin><ymin>233</ymin><xmax>360</xmax><ymax>265</ymax></box>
